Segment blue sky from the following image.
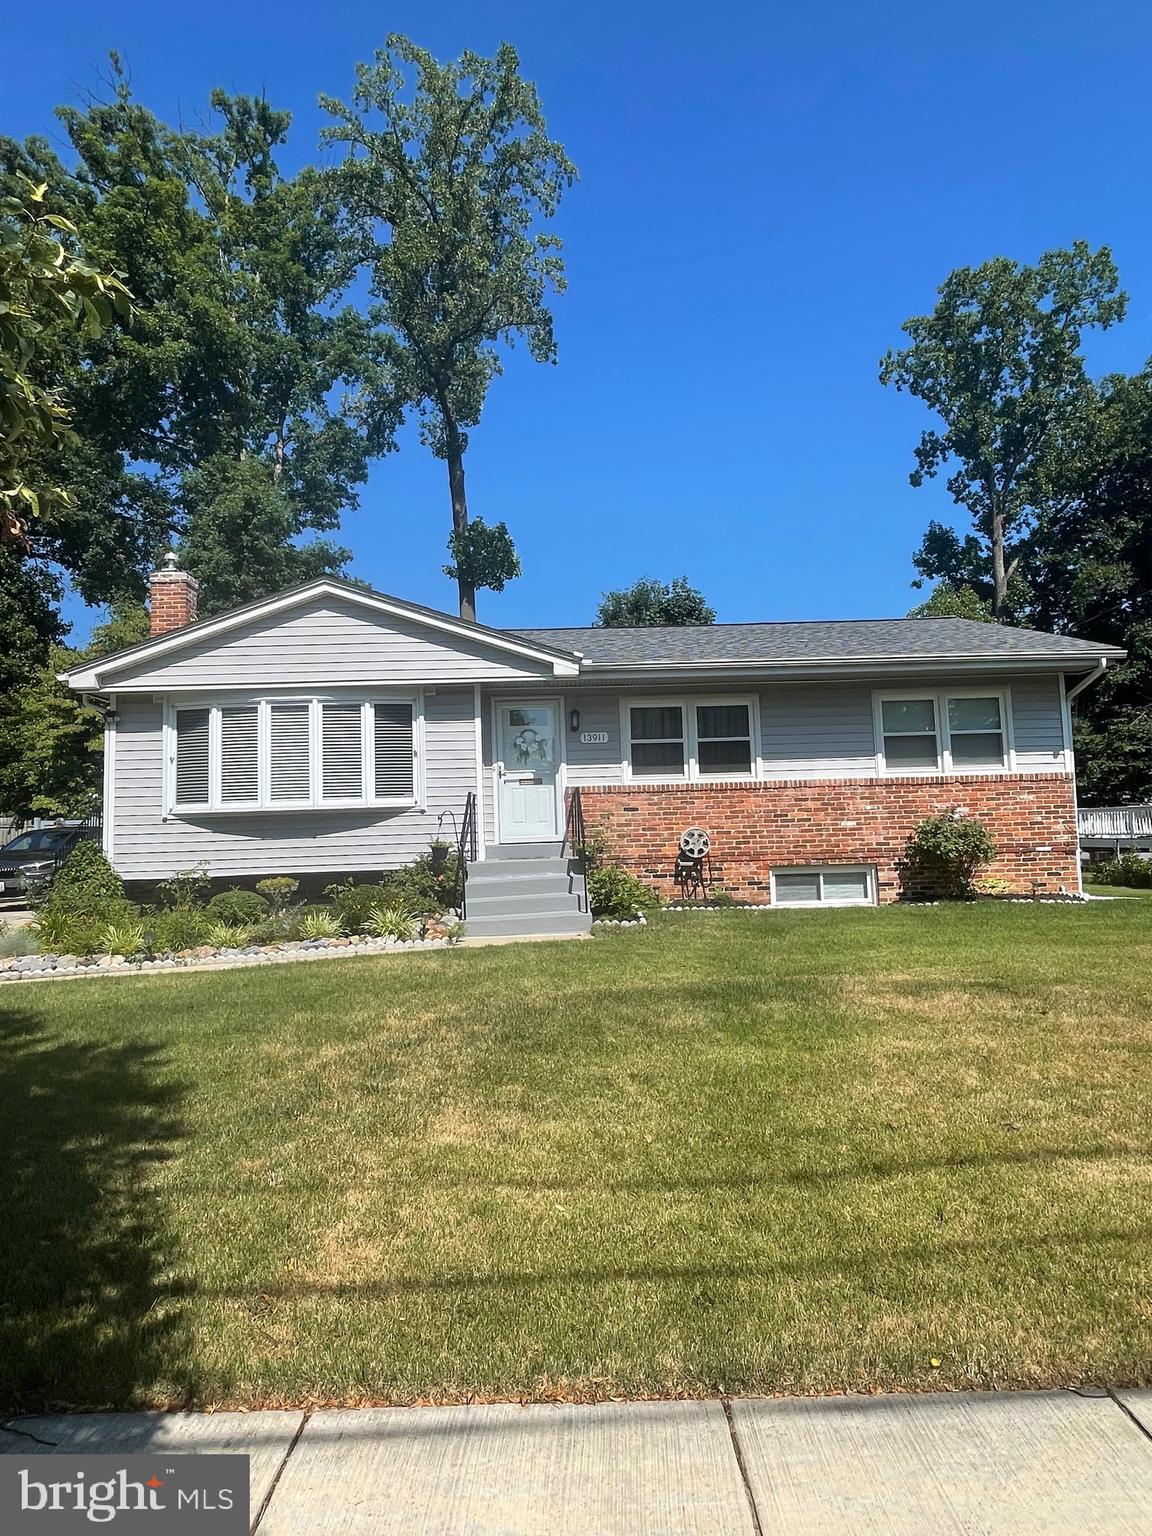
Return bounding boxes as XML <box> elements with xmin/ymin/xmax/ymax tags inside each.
<box><xmin>5</xmin><ymin>0</ymin><xmax>1152</xmax><ymax>638</ymax></box>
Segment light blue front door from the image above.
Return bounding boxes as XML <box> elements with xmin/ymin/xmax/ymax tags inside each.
<box><xmin>496</xmin><ymin>701</ymin><xmax>561</xmax><ymax>841</ymax></box>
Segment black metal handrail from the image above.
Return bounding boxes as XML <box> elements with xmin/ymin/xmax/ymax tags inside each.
<box><xmin>561</xmin><ymin>786</ymin><xmax>589</xmax><ymax>914</ymax></box>
<box><xmin>455</xmin><ymin>791</ymin><xmax>478</xmax><ymax>917</ymax></box>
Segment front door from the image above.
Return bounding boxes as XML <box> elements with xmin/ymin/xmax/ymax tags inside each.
<box><xmin>496</xmin><ymin>700</ymin><xmax>561</xmax><ymax>841</ymax></box>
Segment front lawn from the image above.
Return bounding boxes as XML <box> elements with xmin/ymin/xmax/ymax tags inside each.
<box><xmin>3</xmin><ymin>902</ymin><xmax>1150</xmax><ymax>1410</ymax></box>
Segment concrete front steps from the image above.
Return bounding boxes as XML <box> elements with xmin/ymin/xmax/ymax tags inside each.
<box><xmin>463</xmin><ymin>842</ymin><xmax>592</xmax><ymax>938</ymax></box>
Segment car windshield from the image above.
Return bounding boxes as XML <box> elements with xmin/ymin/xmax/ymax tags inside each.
<box><xmin>1</xmin><ymin>829</ymin><xmax>71</xmax><ymax>855</ymax></box>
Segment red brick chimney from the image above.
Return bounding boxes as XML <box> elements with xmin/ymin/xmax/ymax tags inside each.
<box><xmin>150</xmin><ymin>552</ymin><xmax>199</xmax><ymax>636</ymax></box>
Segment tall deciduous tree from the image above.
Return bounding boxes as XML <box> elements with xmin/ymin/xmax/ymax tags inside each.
<box><xmin>321</xmin><ymin>35</ymin><xmax>576</xmax><ymax>621</ymax></box>
<box><xmin>880</xmin><ymin>244</ymin><xmax>1126</xmax><ymax>619</ymax></box>
<box><xmin>1</xmin><ymin>62</ymin><xmax>375</xmax><ymax>616</ymax></box>
<box><xmin>595</xmin><ymin>577</ymin><xmax>716</xmax><ymax>627</ymax></box>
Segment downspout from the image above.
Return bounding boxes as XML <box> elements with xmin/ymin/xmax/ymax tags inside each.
<box><xmin>1063</xmin><ymin>660</ymin><xmax>1108</xmax><ymax>897</ymax></box>
<box><xmin>1065</xmin><ymin>658</ymin><xmax>1108</xmax><ymax>704</ymax></box>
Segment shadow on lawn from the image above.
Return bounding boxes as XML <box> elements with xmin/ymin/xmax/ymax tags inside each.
<box><xmin>0</xmin><ymin>1008</ymin><xmax>193</xmax><ymax>1413</ymax></box>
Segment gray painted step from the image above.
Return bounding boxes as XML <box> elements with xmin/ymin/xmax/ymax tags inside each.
<box><xmin>464</xmin><ymin>911</ymin><xmax>592</xmax><ymax>938</ymax></box>
<box><xmin>486</xmin><ymin>841</ymin><xmax>564</xmax><ymax>859</ymax></box>
<box><xmin>468</xmin><ymin>858</ymin><xmax>572</xmax><ymax>882</ymax></box>
<box><xmin>466</xmin><ymin>891</ymin><xmax>584</xmax><ymax>918</ymax></box>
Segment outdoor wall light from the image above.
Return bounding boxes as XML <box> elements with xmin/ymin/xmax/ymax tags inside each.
<box><xmin>569</xmin><ymin>708</ymin><xmax>581</xmax><ymax>732</ymax></box>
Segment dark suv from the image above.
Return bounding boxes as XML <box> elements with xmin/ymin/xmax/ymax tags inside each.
<box><xmin>0</xmin><ymin>824</ymin><xmax>98</xmax><ymax>899</ymax></box>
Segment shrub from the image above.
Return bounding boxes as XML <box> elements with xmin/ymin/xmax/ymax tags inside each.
<box><xmin>100</xmin><ymin>921</ymin><xmax>147</xmax><ymax>958</ymax></box>
<box><xmin>325</xmin><ymin>879</ymin><xmax>392</xmax><ymax>933</ymax></box>
<box><xmin>299</xmin><ymin>910</ymin><xmax>342</xmax><ymax>940</ymax></box>
<box><xmin>156</xmin><ymin>865</ymin><xmax>211</xmax><ymax>909</ymax></box>
<box><xmin>365</xmin><ymin>903</ymin><xmax>420</xmax><ymax>940</ymax></box>
<box><xmin>377</xmin><ymin>852</ymin><xmax>458</xmax><ymax>914</ymax></box>
<box><xmin>902</xmin><ymin>812</ymin><xmax>996</xmax><ymax>899</ymax></box>
<box><xmin>206</xmin><ymin>888</ymin><xmax>270</xmax><ymax>924</ymax></box>
<box><xmin>587</xmin><ymin>863</ymin><xmax>657</xmax><ymax>920</ymax></box>
<box><xmin>256</xmin><ymin>877</ymin><xmax>299</xmax><ymax>912</ymax></box>
<box><xmin>0</xmin><ymin>925</ymin><xmax>39</xmax><ymax>958</ymax></box>
<box><xmin>1090</xmin><ymin>853</ymin><xmax>1152</xmax><ymax>889</ymax></box>
<box><xmin>34</xmin><ymin>912</ymin><xmax>105</xmax><ymax>955</ymax></box>
<box><xmin>146</xmin><ymin>907</ymin><xmax>213</xmax><ymax>951</ymax></box>
<box><xmin>204</xmin><ymin>921</ymin><xmax>257</xmax><ymax>950</ymax></box>
<box><xmin>42</xmin><ymin>841</ymin><xmax>125</xmax><ymax>918</ymax></box>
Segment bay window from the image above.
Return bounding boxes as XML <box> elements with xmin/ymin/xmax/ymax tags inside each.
<box><xmin>170</xmin><ymin>697</ymin><xmax>418</xmax><ymax>812</ymax></box>
<box><xmin>876</xmin><ymin>690</ymin><xmax>1009</xmax><ymax>773</ymax></box>
<box><xmin>627</xmin><ymin>698</ymin><xmax>756</xmax><ymax>780</ymax></box>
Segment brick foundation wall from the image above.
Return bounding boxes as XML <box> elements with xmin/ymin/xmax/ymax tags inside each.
<box><xmin>577</xmin><ymin>774</ymin><xmax>1080</xmax><ymax>902</ymax></box>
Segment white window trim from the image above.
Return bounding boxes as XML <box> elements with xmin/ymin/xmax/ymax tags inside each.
<box><xmin>872</xmin><ymin>687</ymin><xmax>1015</xmax><ymax>776</ymax></box>
<box><xmin>771</xmin><ymin>865</ymin><xmax>877</xmax><ymax>908</ymax></box>
<box><xmin>622</xmin><ymin>696</ymin><xmax>762</xmax><ymax>782</ymax></box>
<box><xmin>164</xmin><ymin>692</ymin><xmax>425</xmax><ymax>815</ymax></box>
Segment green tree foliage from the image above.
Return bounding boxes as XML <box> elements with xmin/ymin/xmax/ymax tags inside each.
<box><xmin>881</xmin><ymin>244</ymin><xmax>1126</xmax><ymax>619</ymax></box>
<box><xmin>1026</xmin><ymin>369</ymin><xmax>1152</xmax><ymax>803</ymax></box>
<box><xmin>595</xmin><ymin>576</ymin><xmax>716</xmax><ymax>627</ymax></box>
<box><xmin>0</xmin><ymin>174</ymin><xmax>132</xmax><ymax>548</ymax></box>
<box><xmin>40</xmin><ymin>838</ymin><xmax>126</xmax><ymax>917</ymax></box>
<box><xmin>322</xmin><ymin>35</ymin><xmax>576</xmax><ymax>621</ymax></box>
<box><xmin>906</xmin><ymin>584</ymin><xmax>993</xmax><ymax>621</ymax></box>
<box><xmin>902</xmin><ymin>812</ymin><xmax>996</xmax><ymax>899</ymax></box>
<box><xmin>0</xmin><ymin>61</ymin><xmax>373</xmax><ymax>615</ymax></box>
<box><xmin>0</xmin><ymin>605</ymin><xmax>149</xmax><ymax>822</ymax></box>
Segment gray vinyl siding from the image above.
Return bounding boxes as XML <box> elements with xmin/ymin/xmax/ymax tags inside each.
<box><xmin>110</xmin><ymin>689</ymin><xmax>478</xmax><ymax>881</ymax></box>
<box><xmin>105</xmin><ymin>596</ymin><xmax>558</xmax><ymax>690</ymax></box>
<box><xmin>539</xmin><ymin>675</ymin><xmax>1070</xmax><ymax>787</ymax></box>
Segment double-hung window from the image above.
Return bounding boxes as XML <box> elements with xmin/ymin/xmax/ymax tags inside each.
<box><xmin>876</xmin><ymin>690</ymin><xmax>1009</xmax><ymax>774</ymax></box>
<box><xmin>627</xmin><ymin>699</ymin><xmax>756</xmax><ymax>780</ymax></box>
<box><xmin>171</xmin><ymin>697</ymin><xmax>419</xmax><ymax>812</ymax></box>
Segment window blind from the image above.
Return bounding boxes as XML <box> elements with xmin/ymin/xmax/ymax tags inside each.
<box><xmin>322</xmin><ymin>702</ymin><xmax>364</xmax><ymax>800</ymax></box>
<box><xmin>174</xmin><ymin>708</ymin><xmax>210</xmax><ymax>804</ymax></box>
<box><xmin>373</xmin><ymin>702</ymin><xmax>415</xmax><ymax>800</ymax></box>
<box><xmin>220</xmin><ymin>705</ymin><xmax>259</xmax><ymax>803</ymax></box>
<box><xmin>269</xmin><ymin>703</ymin><xmax>312</xmax><ymax>801</ymax></box>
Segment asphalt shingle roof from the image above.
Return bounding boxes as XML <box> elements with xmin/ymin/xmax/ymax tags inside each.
<box><xmin>511</xmin><ymin>617</ymin><xmax>1124</xmax><ymax>667</ymax></box>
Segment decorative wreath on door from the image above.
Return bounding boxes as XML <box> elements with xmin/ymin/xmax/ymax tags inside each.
<box><xmin>512</xmin><ymin>727</ymin><xmax>550</xmax><ymax>766</ymax></box>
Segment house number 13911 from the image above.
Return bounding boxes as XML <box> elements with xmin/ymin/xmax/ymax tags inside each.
<box><xmin>579</xmin><ymin>730</ymin><xmax>609</xmax><ymax>744</ymax></box>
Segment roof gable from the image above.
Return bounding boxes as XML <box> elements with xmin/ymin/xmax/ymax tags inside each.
<box><xmin>64</xmin><ymin>580</ymin><xmax>580</xmax><ymax>691</ymax></box>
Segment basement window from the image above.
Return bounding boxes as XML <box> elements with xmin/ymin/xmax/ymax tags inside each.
<box><xmin>771</xmin><ymin>866</ymin><xmax>875</xmax><ymax>907</ymax></box>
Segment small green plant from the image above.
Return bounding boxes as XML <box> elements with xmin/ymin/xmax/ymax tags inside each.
<box><xmin>324</xmin><ymin>878</ymin><xmax>391</xmax><ymax>933</ymax></box>
<box><xmin>33</xmin><ymin>912</ymin><xmax>103</xmax><ymax>954</ymax></box>
<box><xmin>206</xmin><ymin>888</ymin><xmax>271</xmax><ymax>924</ymax></box>
<box><xmin>0</xmin><ymin>925</ymin><xmax>39</xmax><ymax>958</ymax></box>
<box><xmin>365</xmin><ymin>903</ymin><xmax>419</xmax><ymax>940</ymax></box>
<box><xmin>1090</xmin><ymin>853</ymin><xmax>1152</xmax><ymax>889</ymax></box>
<box><xmin>205</xmin><ymin>921</ymin><xmax>257</xmax><ymax>950</ymax></box>
<box><xmin>902</xmin><ymin>811</ymin><xmax>996</xmax><ymax>899</ymax></box>
<box><xmin>299</xmin><ymin>910</ymin><xmax>342</xmax><ymax>940</ymax></box>
<box><xmin>587</xmin><ymin>863</ymin><xmax>657</xmax><ymax>920</ymax></box>
<box><xmin>146</xmin><ymin>906</ymin><xmax>213</xmax><ymax>951</ymax></box>
<box><xmin>709</xmin><ymin>888</ymin><xmax>737</xmax><ymax>907</ymax></box>
<box><xmin>156</xmin><ymin>864</ymin><xmax>212</xmax><ymax>909</ymax></box>
<box><xmin>100</xmin><ymin>920</ymin><xmax>147</xmax><ymax>958</ymax></box>
<box><xmin>256</xmin><ymin>877</ymin><xmax>300</xmax><ymax>912</ymax></box>
<box><xmin>41</xmin><ymin>841</ymin><xmax>125</xmax><ymax>918</ymax></box>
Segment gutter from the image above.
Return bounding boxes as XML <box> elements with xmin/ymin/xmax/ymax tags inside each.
<box><xmin>1065</xmin><ymin>658</ymin><xmax>1109</xmax><ymax>703</ymax></box>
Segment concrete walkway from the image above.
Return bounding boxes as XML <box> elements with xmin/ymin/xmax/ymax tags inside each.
<box><xmin>3</xmin><ymin>1390</ymin><xmax>1151</xmax><ymax>1533</ymax></box>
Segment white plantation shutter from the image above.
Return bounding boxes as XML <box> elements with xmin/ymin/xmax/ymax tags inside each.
<box><xmin>269</xmin><ymin>703</ymin><xmax>312</xmax><ymax>801</ymax></box>
<box><xmin>322</xmin><ymin>702</ymin><xmax>364</xmax><ymax>800</ymax></box>
<box><xmin>220</xmin><ymin>705</ymin><xmax>259</xmax><ymax>803</ymax></box>
<box><xmin>373</xmin><ymin>702</ymin><xmax>415</xmax><ymax>800</ymax></box>
<box><xmin>175</xmin><ymin>708</ymin><xmax>210</xmax><ymax>804</ymax></box>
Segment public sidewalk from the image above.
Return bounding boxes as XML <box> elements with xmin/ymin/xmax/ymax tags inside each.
<box><xmin>4</xmin><ymin>1389</ymin><xmax>1152</xmax><ymax>1533</ymax></box>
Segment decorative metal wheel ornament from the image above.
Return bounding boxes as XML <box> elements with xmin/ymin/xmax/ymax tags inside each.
<box><xmin>679</xmin><ymin>827</ymin><xmax>711</xmax><ymax>859</ymax></box>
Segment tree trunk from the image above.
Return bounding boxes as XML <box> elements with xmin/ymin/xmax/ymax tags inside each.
<box><xmin>990</xmin><ymin>501</ymin><xmax>1008</xmax><ymax>620</ymax></box>
<box><xmin>444</xmin><ymin>413</ymin><xmax>476</xmax><ymax>623</ymax></box>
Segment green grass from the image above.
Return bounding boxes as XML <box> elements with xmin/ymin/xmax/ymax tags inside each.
<box><xmin>1084</xmin><ymin>881</ymin><xmax>1152</xmax><ymax>899</ymax></box>
<box><xmin>3</xmin><ymin>902</ymin><xmax>1151</xmax><ymax>1411</ymax></box>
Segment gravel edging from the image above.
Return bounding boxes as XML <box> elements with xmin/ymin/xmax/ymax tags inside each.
<box><xmin>0</xmin><ymin>935</ymin><xmax>456</xmax><ymax>985</ymax></box>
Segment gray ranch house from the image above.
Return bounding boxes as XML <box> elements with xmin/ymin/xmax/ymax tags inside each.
<box><xmin>63</xmin><ymin>560</ymin><xmax>1124</xmax><ymax>936</ymax></box>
